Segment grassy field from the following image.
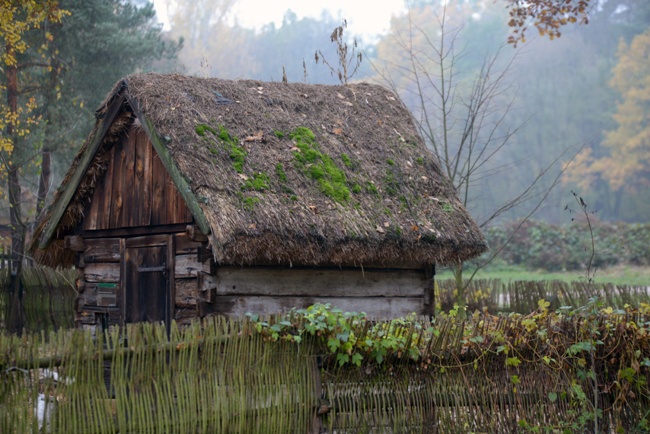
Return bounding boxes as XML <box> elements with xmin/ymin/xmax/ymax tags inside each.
<box><xmin>436</xmin><ymin>264</ymin><xmax>650</xmax><ymax>286</ymax></box>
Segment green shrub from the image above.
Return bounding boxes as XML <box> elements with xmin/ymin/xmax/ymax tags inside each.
<box><xmin>484</xmin><ymin>220</ymin><xmax>650</xmax><ymax>272</ymax></box>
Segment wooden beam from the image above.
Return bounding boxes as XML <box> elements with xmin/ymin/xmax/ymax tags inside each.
<box><xmin>174</xmin><ymin>233</ymin><xmax>202</xmax><ymax>255</ymax></box>
<box><xmin>214</xmin><ymin>266</ymin><xmax>427</xmax><ymax>297</ymax></box>
<box><xmin>423</xmin><ymin>264</ymin><xmax>435</xmax><ymax>318</ymax></box>
<box><xmin>84</xmin><ymin>263</ymin><xmax>120</xmax><ymax>283</ymax></box>
<box><xmin>128</xmin><ymin>99</ymin><xmax>211</xmax><ymax>236</ymax></box>
<box><xmin>82</xmin><ymin>223</ymin><xmax>188</xmax><ymax>239</ymax></box>
<box><xmin>175</xmin><ymin>254</ymin><xmax>211</xmax><ymax>278</ymax></box>
<box><xmin>83</xmin><ymin>238</ymin><xmax>121</xmax><ymax>263</ymax></box>
<box><xmin>38</xmin><ymin>95</ymin><xmax>126</xmax><ymax>249</ymax></box>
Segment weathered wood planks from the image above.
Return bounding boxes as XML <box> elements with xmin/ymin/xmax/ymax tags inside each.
<box><xmin>132</xmin><ymin>129</ymin><xmax>152</xmax><ymax>226</ymax></box>
<box><xmin>84</xmin><ymin>263</ymin><xmax>120</xmax><ymax>283</ymax></box>
<box><xmin>84</xmin><ymin>125</ymin><xmax>193</xmax><ymax>230</ymax></box>
<box><xmin>215</xmin><ymin>267</ymin><xmax>426</xmax><ymax>297</ymax></box>
<box><xmin>78</xmin><ymin>232</ymin><xmax>206</xmax><ymax>327</ymax></box>
<box><xmin>83</xmin><ymin>238</ymin><xmax>120</xmax><ymax>263</ymax></box>
<box><xmin>203</xmin><ymin>296</ymin><xmax>424</xmax><ymax>319</ymax></box>
<box><xmin>198</xmin><ymin>266</ymin><xmax>429</xmax><ymax>318</ymax></box>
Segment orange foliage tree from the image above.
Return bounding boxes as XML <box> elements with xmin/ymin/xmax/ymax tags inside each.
<box><xmin>504</xmin><ymin>0</ymin><xmax>592</xmax><ymax>45</ymax></box>
<box><xmin>564</xmin><ymin>30</ymin><xmax>650</xmax><ymax>214</ymax></box>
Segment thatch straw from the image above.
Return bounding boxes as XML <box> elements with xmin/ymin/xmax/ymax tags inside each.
<box><xmin>30</xmin><ymin>73</ymin><xmax>487</xmax><ymax>267</ymax></box>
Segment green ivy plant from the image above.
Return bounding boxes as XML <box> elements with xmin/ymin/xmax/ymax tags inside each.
<box><xmin>247</xmin><ymin>303</ymin><xmax>422</xmax><ymax>367</ymax></box>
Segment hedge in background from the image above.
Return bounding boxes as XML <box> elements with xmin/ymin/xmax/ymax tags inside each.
<box><xmin>485</xmin><ymin>220</ymin><xmax>650</xmax><ymax>271</ymax></box>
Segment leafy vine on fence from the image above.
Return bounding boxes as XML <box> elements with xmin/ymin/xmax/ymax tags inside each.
<box><xmin>248</xmin><ymin>304</ymin><xmax>423</xmax><ymax>367</ymax></box>
<box><xmin>249</xmin><ymin>301</ymin><xmax>650</xmax><ymax>431</ymax></box>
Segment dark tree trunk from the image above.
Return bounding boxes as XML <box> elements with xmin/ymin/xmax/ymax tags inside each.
<box><xmin>36</xmin><ymin>148</ymin><xmax>51</xmax><ymax>217</ymax></box>
<box><xmin>5</xmin><ymin>47</ymin><xmax>26</xmax><ymax>333</ymax></box>
<box><xmin>36</xmin><ymin>21</ymin><xmax>60</xmax><ymax>219</ymax></box>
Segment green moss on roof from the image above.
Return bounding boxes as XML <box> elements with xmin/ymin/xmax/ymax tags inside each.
<box><xmin>242</xmin><ymin>172</ymin><xmax>270</xmax><ymax>191</ymax></box>
<box><xmin>195</xmin><ymin>123</ymin><xmax>217</xmax><ymax>136</ymax></box>
<box><xmin>275</xmin><ymin>163</ymin><xmax>288</xmax><ymax>182</ymax></box>
<box><xmin>365</xmin><ymin>182</ymin><xmax>378</xmax><ymax>195</ymax></box>
<box><xmin>242</xmin><ymin>196</ymin><xmax>259</xmax><ymax>210</ymax></box>
<box><xmin>290</xmin><ymin>127</ymin><xmax>350</xmax><ymax>203</ymax></box>
<box><xmin>383</xmin><ymin>170</ymin><xmax>399</xmax><ymax>196</ymax></box>
<box><xmin>229</xmin><ymin>143</ymin><xmax>247</xmax><ymax>173</ymax></box>
<box><xmin>341</xmin><ymin>153</ymin><xmax>352</xmax><ymax>168</ymax></box>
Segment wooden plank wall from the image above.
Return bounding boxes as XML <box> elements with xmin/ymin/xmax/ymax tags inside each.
<box><xmin>84</xmin><ymin>127</ymin><xmax>193</xmax><ymax>231</ymax></box>
<box><xmin>74</xmin><ymin>236</ymin><xmax>429</xmax><ymax>327</ymax></box>
<box><xmin>77</xmin><ymin>238</ymin><xmax>121</xmax><ymax>328</ymax></box>
<box><xmin>201</xmin><ymin>267</ymin><xmax>428</xmax><ymax>319</ymax></box>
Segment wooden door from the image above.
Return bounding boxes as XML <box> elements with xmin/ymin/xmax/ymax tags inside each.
<box><xmin>123</xmin><ymin>235</ymin><xmax>173</xmax><ymax>325</ymax></box>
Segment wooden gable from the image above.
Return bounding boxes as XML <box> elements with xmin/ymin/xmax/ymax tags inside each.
<box><xmin>84</xmin><ymin>125</ymin><xmax>193</xmax><ymax>231</ymax></box>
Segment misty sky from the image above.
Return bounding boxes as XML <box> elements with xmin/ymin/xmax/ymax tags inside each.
<box><xmin>152</xmin><ymin>0</ymin><xmax>406</xmax><ymax>37</ymax></box>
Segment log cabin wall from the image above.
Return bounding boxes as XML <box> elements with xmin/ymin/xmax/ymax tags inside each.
<box><xmin>76</xmin><ymin>242</ymin><xmax>431</xmax><ymax>329</ymax></box>
<box><xmin>74</xmin><ymin>233</ymin><xmax>213</xmax><ymax>329</ymax></box>
<box><xmin>76</xmin><ymin>236</ymin><xmax>431</xmax><ymax>327</ymax></box>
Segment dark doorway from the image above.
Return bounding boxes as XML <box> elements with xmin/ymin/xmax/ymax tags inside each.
<box><xmin>123</xmin><ymin>235</ymin><xmax>173</xmax><ymax>325</ymax></box>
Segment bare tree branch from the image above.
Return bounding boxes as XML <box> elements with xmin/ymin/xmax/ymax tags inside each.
<box><xmin>369</xmin><ymin>4</ymin><xmax>584</xmax><ymax>316</ymax></box>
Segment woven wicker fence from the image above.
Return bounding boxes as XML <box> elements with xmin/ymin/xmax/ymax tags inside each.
<box><xmin>0</xmin><ymin>266</ymin><xmax>76</xmax><ymax>332</ymax></box>
<box><xmin>436</xmin><ymin>278</ymin><xmax>650</xmax><ymax>313</ymax></box>
<box><xmin>1</xmin><ymin>318</ymin><xmax>318</xmax><ymax>433</ymax></box>
<box><xmin>2</xmin><ymin>310</ymin><xmax>649</xmax><ymax>433</ymax></box>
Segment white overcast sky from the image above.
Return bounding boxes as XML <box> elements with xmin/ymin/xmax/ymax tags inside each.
<box><xmin>152</xmin><ymin>0</ymin><xmax>406</xmax><ymax>38</ymax></box>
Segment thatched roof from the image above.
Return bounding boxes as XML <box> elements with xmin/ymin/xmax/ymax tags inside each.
<box><xmin>30</xmin><ymin>73</ymin><xmax>487</xmax><ymax>268</ymax></box>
